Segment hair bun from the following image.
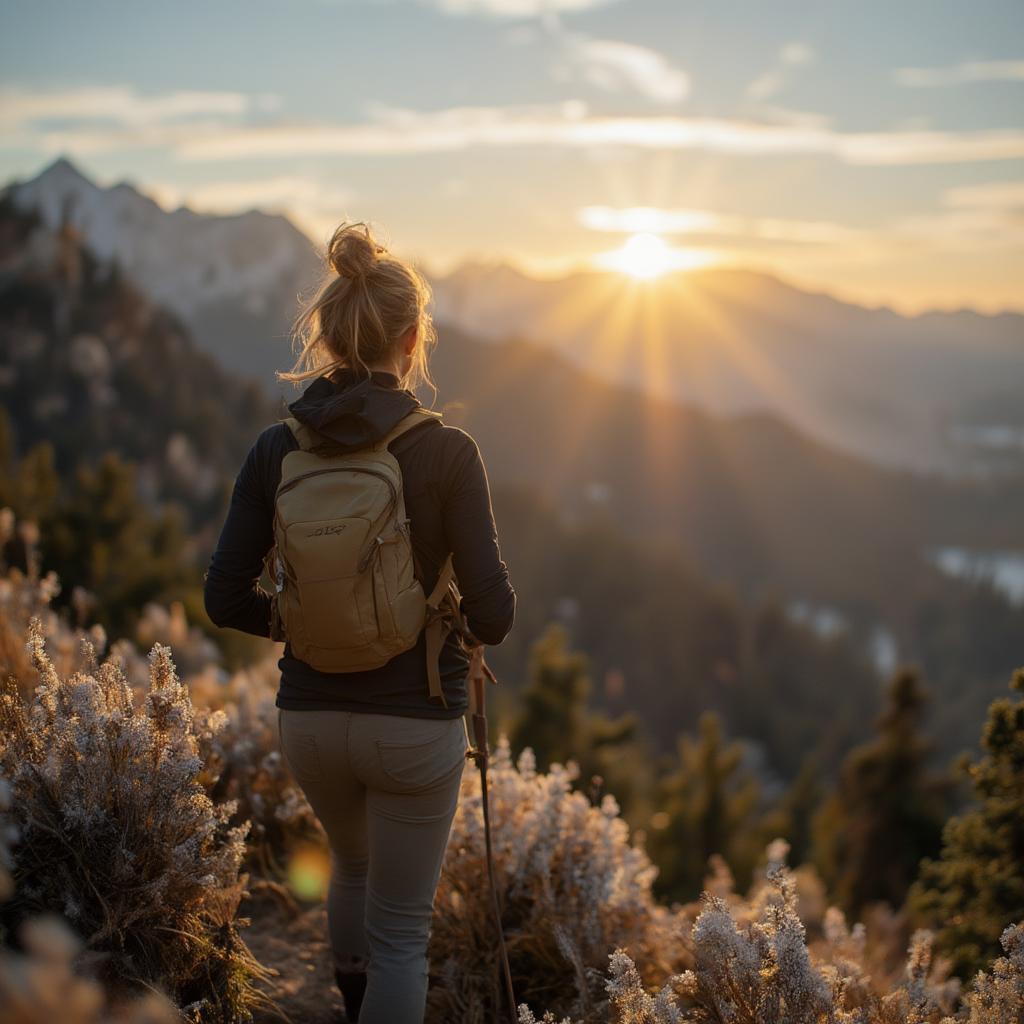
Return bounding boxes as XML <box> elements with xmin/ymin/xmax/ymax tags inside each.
<box><xmin>328</xmin><ymin>222</ymin><xmax>386</xmax><ymax>280</ymax></box>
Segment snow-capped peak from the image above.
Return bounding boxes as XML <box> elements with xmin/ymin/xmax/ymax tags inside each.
<box><xmin>5</xmin><ymin>156</ymin><xmax>321</xmax><ymax>324</ymax></box>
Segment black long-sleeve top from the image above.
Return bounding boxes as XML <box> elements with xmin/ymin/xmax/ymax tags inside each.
<box><xmin>203</xmin><ymin>369</ymin><xmax>516</xmax><ymax>718</ymax></box>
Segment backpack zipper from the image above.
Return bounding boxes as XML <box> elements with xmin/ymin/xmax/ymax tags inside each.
<box><xmin>276</xmin><ymin>464</ymin><xmax>398</xmax><ymax>504</ymax></box>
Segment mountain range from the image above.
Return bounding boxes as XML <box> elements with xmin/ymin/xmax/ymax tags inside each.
<box><xmin>6</xmin><ymin>158</ymin><xmax>1023</xmax><ymax>479</ymax></box>
<box><xmin>432</xmin><ymin>261</ymin><xmax>1024</xmax><ymax>478</ymax></box>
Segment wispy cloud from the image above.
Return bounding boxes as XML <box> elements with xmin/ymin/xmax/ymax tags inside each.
<box><xmin>745</xmin><ymin>41</ymin><xmax>816</xmax><ymax>101</ymax></box>
<box><xmin>578</xmin><ymin>199</ymin><xmax>1024</xmax><ymax>264</ymax></box>
<box><xmin>835</xmin><ymin>129</ymin><xmax>1024</xmax><ymax>165</ymax></box>
<box><xmin>942</xmin><ymin>179</ymin><xmax>1024</xmax><ymax>208</ymax></box>
<box><xmin>428</xmin><ymin>0</ymin><xmax>616</xmax><ymax>17</ymax></box>
<box><xmin>578</xmin><ymin>204</ymin><xmax>864</xmax><ymax>244</ymax></box>
<box><xmin>892</xmin><ymin>206</ymin><xmax>1024</xmax><ymax>249</ymax></box>
<box><xmin>895</xmin><ymin>60</ymin><xmax>1024</xmax><ymax>87</ymax></box>
<box><xmin>552</xmin><ymin>34</ymin><xmax>690</xmax><ymax>103</ymax></box>
<box><xmin>927</xmin><ymin>179</ymin><xmax>1024</xmax><ymax>249</ymax></box>
<box><xmin>0</xmin><ymin>85</ymin><xmax>278</xmax><ymax>132</ymax></box>
<box><xmin>172</xmin><ymin>106</ymin><xmax>1024</xmax><ymax>167</ymax></box>
<box><xmin>7</xmin><ymin>87</ymin><xmax>1024</xmax><ymax>167</ymax></box>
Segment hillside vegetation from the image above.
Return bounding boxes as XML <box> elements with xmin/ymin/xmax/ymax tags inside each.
<box><xmin>0</xmin><ymin>560</ymin><xmax>1021</xmax><ymax>1022</ymax></box>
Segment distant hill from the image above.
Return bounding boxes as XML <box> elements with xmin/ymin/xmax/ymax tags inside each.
<box><xmin>427</xmin><ymin>325</ymin><xmax>1024</xmax><ymax>624</ymax></box>
<box><xmin>431</xmin><ymin>261</ymin><xmax>1024</xmax><ymax>478</ymax></box>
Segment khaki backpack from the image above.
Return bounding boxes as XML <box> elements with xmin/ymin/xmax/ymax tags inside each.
<box><xmin>265</xmin><ymin>408</ymin><xmax>464</xmax><ymax>707</ymax></box>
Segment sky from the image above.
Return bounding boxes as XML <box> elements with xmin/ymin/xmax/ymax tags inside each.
<box><xmin>1</xmin><ymin>0</ymin><xmax>1022</xmax><ymax>314</ymax></box>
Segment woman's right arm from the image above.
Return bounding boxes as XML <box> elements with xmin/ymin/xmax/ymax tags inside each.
<box><xmin>440</xmin><ymin>429</ymin><xmax>516</xmax><ymax>646</ymax></box>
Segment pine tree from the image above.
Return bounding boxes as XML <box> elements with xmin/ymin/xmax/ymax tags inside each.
<box><xmin>910</xmin><ymin>667</ymin><xmax>1024</xmax><ymax>978</ymax></box>
<box><xmin>42</xmin><ymin>452</ymin><xmax>190</xmax><ymax>635</ymax></box>
<box><xmin>508</xmin><ymin>624</ymin><xmax>645</xmax><ymax>812</ymax></box>
<box><xmin>510</xmin><ymin>624</ymin><xmax>591</xmax><ymax>769</ymax></box>
<box><xmin>648</xmin><ymin>711</ymin><xmax>766</xmax><ymax>902</ymax></box>
<box><xmin>0</xmin><ymin>445</ymin><xmax>191</xmax><ymax>638</ymax></box>
<box><xmin>813</xmin><ymin>667</ymin><xmax>948</xmax><ymax>916</ymax></box>
<box><xmin>775</xmin><ymin>754</ymin><xmax>825</xmax><ymax>868</ymax></box>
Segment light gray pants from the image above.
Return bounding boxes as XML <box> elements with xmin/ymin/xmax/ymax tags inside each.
<box><xmin>278</xmin><ymin>709</ymin><xmax>467</xmax><ymax>1024</ymax></box>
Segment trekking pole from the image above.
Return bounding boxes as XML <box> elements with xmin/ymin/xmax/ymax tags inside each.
<box><xmin>464</xmin><ymin>644</ymin><xmax>518</xmax><ymax>1024</ymax></box>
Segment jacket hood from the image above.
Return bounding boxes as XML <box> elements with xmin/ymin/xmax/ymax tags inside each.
<box><xmin>286</xmin><ymin>368</ymin><xmax>421</xmax><ymax>452</ymax></box>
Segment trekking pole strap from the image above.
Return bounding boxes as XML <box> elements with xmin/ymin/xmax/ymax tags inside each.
<box><xmin>422</xmin><ymin>553</ymin><xmax>460</xmax><ymax>708</ymax></box>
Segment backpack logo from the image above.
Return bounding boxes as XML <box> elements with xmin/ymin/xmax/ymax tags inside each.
<box><xmin>308</xmin><ymin>523</ymin><xmax>348</xmax><ymax>537</ymax></box>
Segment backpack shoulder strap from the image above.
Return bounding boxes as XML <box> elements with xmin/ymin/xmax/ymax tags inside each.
<box><xmin>282</xmin><ymin>410</ymin><xmax>441</xmax><ymax>455</ymax></box>
<box><xmin>373</xmin><ymin>408</ymin><xmax>443</xmax><ymax>452</ymax></box>
<box><xmin>282</xmin><ymin>416</ymin><xmax>322</xmax><ymax>453</ymax></box>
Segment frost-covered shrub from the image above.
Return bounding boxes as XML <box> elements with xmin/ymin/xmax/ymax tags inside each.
<box><xmin>954</xmin><ymin>923</ymin><xmax>1024</xmax><ymax>1024</ymax></box>
<box><xmin>0</xmin><ymin>566</ymin><xmax>107</xmax><ymax>698</ymax></box>
<box><xmin>1</xmin><ymin>559</ymin><xmax>314</xmax><ymax>869</ymax></box>
<box><xmin>0</xmin><ymin>777</ymin><xmax>17</xmax><ymax>904</ymax></box>
<box><xmin>516</xmin><ymin>948</ymin><xmax>686</xmax><ymax>1024</ymax></box>
<box><xmin>134</xmin><ymin>600</ymin><xmax>220</xmax><ymax>680</ymax></box>
<box><xmin>680</xmin><ymin>855</ymin><xmax>833</xmax><ymax>1022</ymax></box>
<box><xmin>0</xmin><ymin>556</ymin><xmax>224</xmax><ymax>699</ymax></box>
<box><xmin>194</xmin><ymin>658</ymin><xmax>322</xmax><ymax>865</ymax></box>
<box><xmin>679</xmin><ymin>844</ymin><xmax>959</xmax><ymax>1024</ymax></box>
<box><xmin>427</xmin><ymin>740</ymin><xmax>684</xmax><ymax>1023</ymax></box>
<box><xmin>0</xmin><ymin>619</ymin><xmax>263</xmax><ymax>1022</ymax></box>
<box><xmin>0</xmin><ymin>914</ymin><xmax>176</xmax><ymax>1024</ymax></box>
<box><xmin>603</xmin><ymin>949</ymin><xmax>685</xmax><ymax>1023</ymax></box>
<box><xmin>520</xmin><ymin>843</ymin><xmax>1019</xmax><ymax>1024</ymax></box>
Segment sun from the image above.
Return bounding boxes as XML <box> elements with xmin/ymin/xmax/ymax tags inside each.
<box><xmin>617</xmin><ymin>233</ymin><xmax>674</xmax><ymax>278</ymax></box>
<box><xmin>595</xmin><ymin>232</ymin><xmax>712</xmax><ymax>279</ymax></box>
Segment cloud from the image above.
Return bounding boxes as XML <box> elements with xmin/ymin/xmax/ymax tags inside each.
<box><xmin>553</xmin><ymin>35</ymin><xmax>690</xmax><ymax>103</ymax></box>
<box><xmin>171</xmin><ymin>107</ymin><xmax>1024</xmax><ymax>167</ymax></box>
<box><xmin>929</xmin><ymin>179</ymin><xmax>1024</xmax><ymax>250</ymax></box>
<box><xmin>428</xmin><ymin>0</ymin><xmax>615</xmax><ymax>16</ymax></box>
<box><xmin>578</xmin><ymin>199</ymin><xmax>1024</xmax><ymax>263</ymax></box>
<box><xmin>780</xmin><ymin>42</ymin><xmax>815</xmax><ymax>66</ymax></box>
<box><xmin>745</xmin><ymin>41</ymin><xmax>816</xmax><ymax>100</ymax></box>
<box><xmin>0</xmin><ymin>85</ymin><xmax>278</xmax><ymax>132</ymax></box>
<box><xmin>752</xmin><ymin>105</ymin><xmax>832</xmax><ymax>130</ymax></box>
<box><xmin>891</xmin><ymin>206</ymin><xmax>1024</xmax><ymax>250</ymax></box>
<box><xmin>942</xmin><ymin>180</ymin><xmax>1024</xmax><ymax>209</ymax></box>
<box><xmin>6</xmin><ymin>87</ymin><xmax>1024</xmax><ymax>168</ymax></box>
<box><xmin>894</xmin><ymin>60</ymin><xmax>1024</xmax><ymax>87</ymax></box>
<box><xmin>835</xmin><ymin>129</ymin><xmax>1024</xmax><ymax>165</ymax></box>
<box><xmin>577</xmin><ymin>204</ymin><xmax>864</xmax><ymax>244</ymax></box>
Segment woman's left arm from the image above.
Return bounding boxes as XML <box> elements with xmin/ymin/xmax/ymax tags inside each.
<box><xmin>203</xmin><ymin>427</ymin><xmax>280</xmax><ymax>637</ymax></box>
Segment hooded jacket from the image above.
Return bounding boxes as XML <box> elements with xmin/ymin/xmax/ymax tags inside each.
<box><xmin>203</xmin><ymin>368</ymin><xmax>516</xmax><ymax>717</ymax></box>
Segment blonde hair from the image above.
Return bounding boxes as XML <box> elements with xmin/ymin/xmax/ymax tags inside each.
<box><xmin>279</xmin><ymin>221</ymin><xmax>437</xmax><ymax>395</ymax></box>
